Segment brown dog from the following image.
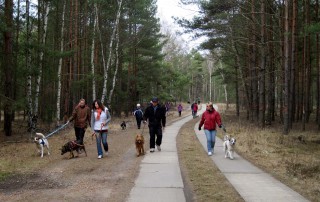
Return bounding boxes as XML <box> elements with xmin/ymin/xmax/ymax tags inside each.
<box><xmin>135</xmin><ymin>134</ymin><xmax>145</xmax><ymax>157</ymax></box>
<box><xmin>60</xmin><ymin>140</ymin><xmax>87</xmax><ymax>159</ymax></box>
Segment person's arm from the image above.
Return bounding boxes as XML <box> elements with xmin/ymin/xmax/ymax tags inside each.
<box><xmin>105</xmin><ymin>109</ymin><xmax>111</xmax><ymax>125</ymax></box>
<box><xmin>215</xmin><ymin>111</ymin><xmax>222</xmax><ymax>127</ymax></box>
<box><xmin>143</xmin><ymin>108</ymin><xmax>148</xmax><ymax>122</ymax></box>
<box><xmin>68</xmin><ymin>107</ymin><xmax>77</xmax><ymax>122</ymax></box>
<box><xmin>198</xmin><ymin>113</ymin><xmax>205</xmax><ymax>130</ymax></box>
<box><xmin>162</xmin><ymin>107</ymin><xmax>166</xmax><ymax>128</ymax></box>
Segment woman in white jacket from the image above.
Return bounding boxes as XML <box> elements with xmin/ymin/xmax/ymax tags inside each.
<box><xmin>91</xmin><ymin>99</ymin><xmax>111</xmax><ymax>159</ymax></box>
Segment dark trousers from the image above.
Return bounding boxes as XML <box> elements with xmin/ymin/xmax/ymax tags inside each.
<box><xmin>136</xmin><ymin>118</ymin><xmax>142</xmax><ymax>129</ymax></box>
<box><xmin>178</xmin><ymin>111</ymin><xmax>181</xmax><ymax>117</ymax></box>
<box><xmin>149</xmin><ymin>126</ymin><xmax>163</xmax><ymax>149</ymax></box>
<box><xmin>74</xmin><ymin>127</ymin><xmax>86</xmax><ymax>145</ymax></box>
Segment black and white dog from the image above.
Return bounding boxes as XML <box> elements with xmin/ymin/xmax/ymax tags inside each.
<box><xmin>223</xmin><ymin>135</ymin><xmax>236</xmax><ymax>160</ymax></box>
<box><xmin>120</xmin><ymin>121</ymin><xmax>126</xmax><ymax>130</ymax></box>
<box><xmin>34</xmin><ymin>133</ymin><xmax>50</xmax><ymax>158</ymax></box>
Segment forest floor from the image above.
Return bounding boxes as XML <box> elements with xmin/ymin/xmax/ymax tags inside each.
<box><xmin>0</xmin><ymin>103</ymin><xmax>319</xmax><ymax>202</ymax></box>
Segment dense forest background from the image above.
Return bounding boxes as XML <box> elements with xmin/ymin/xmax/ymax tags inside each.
<box><xmin>1</xmin><ymin>0</ymin><xmax>320</xmax><ymax>136</ymax></box>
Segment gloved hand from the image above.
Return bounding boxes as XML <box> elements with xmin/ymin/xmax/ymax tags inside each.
<box><xmin>220</xmin><ymin>124</ymin><xmax>226</xmax><ymax>132</ymax></box>
<box><xmin>198</xmin><ymin>126</ymin><xmax>201</xmax><ymax>131</ymax></box>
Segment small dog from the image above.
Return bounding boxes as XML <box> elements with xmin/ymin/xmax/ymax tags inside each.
<box><xmin>135</xmin><ymin>134</ymin><xmax>145</xmax><ymax>157</ymax></box>
<box><xmin>34</xmin><ymin>133</ymin><xmax>50</xmax><ymax>158</ymax></box>
<box><xmin>60</xmin><ymin>140</ymin><xmax>87</xmax><ymax>159</ymax></box>
<box><xmin>223</xmin><ymin>135</ymin><xmax>236</xmax><ymax>160</ymax></box>
<box><xmin>120</xmin><ymin>121</ymin><xmax>126</xmax><ymax>130</ymax></box>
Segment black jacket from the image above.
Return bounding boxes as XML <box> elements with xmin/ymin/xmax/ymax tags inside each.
<box><xmin>143</xmin><ymin>104</ymin><xmax>166</xmax><ymax>128</ymax></box>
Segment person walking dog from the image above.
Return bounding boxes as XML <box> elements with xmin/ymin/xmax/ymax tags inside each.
<box><xmin>198</xmin><ymin>102</ymin><xmax>225</xmax><ymax>156</ymax></box>
<box><xmin>91</xmin><ymin>99</ymin><xmax>111</xmax><ymax>159</ymax></box>
<box><xmin>143</xmin><ymin>97</ymin><xmax>166</xmax><ymax>153</ymax></box>
<box><xmin>68</xmin><ymin>98</ymin><xmax>91</xmax><ymax>146</ymax></box>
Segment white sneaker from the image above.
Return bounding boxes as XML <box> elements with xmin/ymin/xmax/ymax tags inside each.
<box><xmin>98</xmin><ymin>155</ymin><xmax>102</xmax><ymax>159</ymax></box>
<box><xmin>150</xmin><ymin>148</ymin><xmax>155</xmax><ymax>152</ymax></box>
<box><xmin>156</xmin><ymin>145</ymin><xmax>161</xmax><ymax>151</ymax></box>
<box><xmin>208</xmin><ymin>152</ymin><xmax>212</xmax><ymax>156</ymax></box>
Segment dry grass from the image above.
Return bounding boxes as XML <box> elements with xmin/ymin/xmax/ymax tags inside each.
<box><xmin>218</xmin><ymin>103</ymin><xmax>320</xmax><ymax>202</ymax></box>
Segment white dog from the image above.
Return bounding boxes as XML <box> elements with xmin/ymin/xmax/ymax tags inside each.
<box><xmin>223</xmin><ymin>135</ymin><xmax>236</xmax><ymax>160</ymax></box>
<box><xmin>34</xmin><ymin>133</ymin><xmax>50</xmax><ymax>158</ymax></box>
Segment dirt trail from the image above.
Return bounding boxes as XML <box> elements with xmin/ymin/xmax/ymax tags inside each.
<box><xmin>0</xmin><ymin>109</ymin><xmax>190</xmax><ymax>202</ymax></box>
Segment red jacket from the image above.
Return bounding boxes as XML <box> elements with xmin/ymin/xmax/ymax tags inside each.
<box><xmin>199</xmin><ymin>109</ymin><xmax>222</xmax><ymax>130</ymax></box>
<box><xmin>193</xmin><ymin>103</ymin><xmax>198</xmax><ymax>112</ymax></box>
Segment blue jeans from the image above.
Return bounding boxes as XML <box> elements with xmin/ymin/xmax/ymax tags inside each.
<box><xmin>95</xmin><ymin>131</ymin><xmax>108</xmax><ymax>156</ymax></box>
<box><xmin>204</xmin><ymin>129</ymin><xmax>216</xmax><ymax>152</ymax></box>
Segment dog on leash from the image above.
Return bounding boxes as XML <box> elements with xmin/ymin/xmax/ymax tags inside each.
<box><xmin>60</xmin><ymin>140</ymin><xmax>87</xmax><ymax>159</ymax></box>
<box><xmin>120</xmin><ymin>121</ymin><xmax>126</xmax><ymax>130</ymax></box>
<box><xmin>223</xmin><ymin>135</ymin><xmax>236</xmax><ymax>160</ymax></box>
<box><xmin>34</xmin><ymin>133</ymin><xmax>50</xmax><ymax>158</ymax></box>
<box><xmin>135</xmin><ymin>134</ymin><xmax>145</xmax><ymax>157</ymax></box>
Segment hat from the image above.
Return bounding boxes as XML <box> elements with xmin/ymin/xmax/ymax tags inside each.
<box><xmin>151</xmin><ymin>97</ymin><xmax>158</xmax><ymax>102</ymax></box>
<box><xmin>137</xmin><ymin>103</ymin><xmax>141</xmax><ymax>107</ymax></box>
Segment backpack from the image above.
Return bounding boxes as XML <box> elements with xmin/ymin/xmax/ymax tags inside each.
<box><xmin>135</xmin><ymin>110</ymin><xmax>143</xmax><ymax>118</ymax></box>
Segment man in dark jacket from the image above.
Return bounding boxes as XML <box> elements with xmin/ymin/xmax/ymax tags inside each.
<box><xmin>143</xmin><ymin>97</ymin><xmax>166</xmax><ymax>152</ymax></box>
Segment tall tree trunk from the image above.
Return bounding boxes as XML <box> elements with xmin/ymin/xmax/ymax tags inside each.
<box><xmin>283</xmin><ymin>0</ymin><xmax>290</xmax><ymax>134</ymax></box>
<box><xmin>108</xmin><ymin>18</ymin><xmax>121</xmax><ymax>104</ymax></box>
<box><xmin>91</xmin><ymin>3</ymin><xmax>98</xmax><ymax>100</ymax></box>
<box><xmin>250</xmin><ymin>0</ymin><xmax>258</xmax><ymax>122</ymax></box>
<box><xmin>56</xmin><ymin>2</ymin><xmax>66</xmax><ymax>124</ymax></box>
<box><xmin>3</xmin><ymin>0</ymin><xmax>14</xmax><ymax>136</ymax></box>
<box><xmin>289</xmin><ymin>0</ymin><xmax>297</xmax><ymax>128</ymax></box>
<box><xmin>266</xmin><ymin>2</ymin><xmax>275</xmax><ymax>124</ymax></box>
<box><xmin>219</xmin><ymin>60</ymin><xmax>228</xmax><ymax>109</ymax></box>
<box><xmin>317</xmin><ymin>0</ymin><xmax>320</xmax><ymax>130</ymax></box>
<box><xmin>305</xmin><ymin>0</ymin><xmax>311</xmax><ymax>123</ymax></box>
<box><xmin>259</xmin><ymin>0</ymin><xmax>266</xmax><ymax>128</ymax></box>
<box><xmin>34</xmin><ymin>2</ymin><xmax>49</xmax><ymax>117</ymax></box>
<box><xmin>207</xmin><ymin>59</ymin><xmax>213</xmax><ymax>101</ymax></box>
<box><xmin>26</xmin><ymin>0</ymin><xmax>34</xmax><ymax>131</ymax></box>
<box><xmin>101</xmin><ymin>0</ymin><xmax>123</xmax><ymax>103</ymax></box>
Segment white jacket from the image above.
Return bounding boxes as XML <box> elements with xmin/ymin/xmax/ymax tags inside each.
<box><xmin>91</xmin><ymin>108</ymin><xmax>111</xmax><ymax>131</ymax></box>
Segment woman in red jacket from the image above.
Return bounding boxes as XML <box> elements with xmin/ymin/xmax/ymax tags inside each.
<box><xmin>198</xmin><ymin>102</ymin><xmax>224</xmax><ymax>156</ymax></box>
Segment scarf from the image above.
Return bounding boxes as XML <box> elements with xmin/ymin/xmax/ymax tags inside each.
<box><xmin>96</xmin><ymin>108</ymin><xmax>102</xmax><ymax>120</ymax></box>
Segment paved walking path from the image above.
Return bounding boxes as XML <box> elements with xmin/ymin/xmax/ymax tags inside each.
<box><xmin>127</xmin><ymin>107</ymin><xmax>204</xmax><ymax>202</ymax></box>
<box><xmin>127</xmin><ymin>104</ymin><xmax>309</xmax><ymax>202</ymax></box>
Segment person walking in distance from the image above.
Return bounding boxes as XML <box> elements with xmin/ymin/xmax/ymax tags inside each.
<box><xmin>91</xmin><ymin>99</ymin><xmax>111</xmax><ymax>159</ymax></box>
<box><xmin>193</xmin><ymin>102</ymin><xmax>198</xmax><ymax>118</ymax></box>
<box><xmin>177</xmin><ymin>103</ymin><xmax>183</xmax><ymax>117</ymax></box>
<box><xmin>143</xmin><ymin>97</ymin><xmax>166</xmax><ymax>153</ymax></box>
<box><xmin>198</xmin><ymin>102</ymin><xmax>225</xmax><ymax>156</ymax></box>
<box><xmin>68</xmin><ymin>98</ymin><xmax>91</xmax><ymax>146</ymax></box>
<box><xmin>133</xmin><ymin>103</ymin><xmax>143</xmax><ymax>129</ymax></box>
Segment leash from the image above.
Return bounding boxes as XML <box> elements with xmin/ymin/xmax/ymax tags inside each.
<box><xmin>141</xmin><ymin>121</ymin><xmax>146</xmax><ymax>135</ymax></box>
<box><xmin>91</xmin><ymin>124</ymin><xmax>104</xmax><ymax>141</ymax></box>
<box><xmin>45</xmin><ymin>122</ymin><xmax>69</xmax><ymax>139</ymax></box>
